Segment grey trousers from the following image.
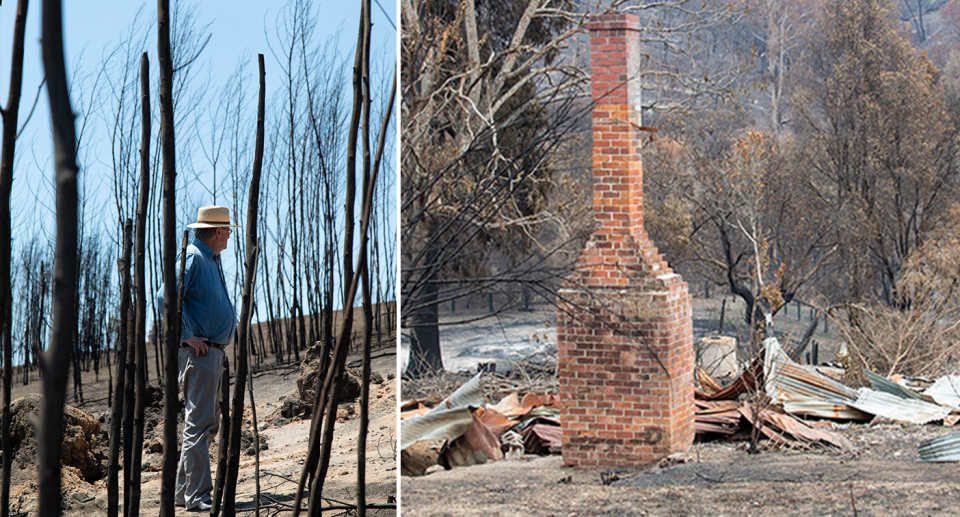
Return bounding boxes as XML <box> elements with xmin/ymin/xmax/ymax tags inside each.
<box><xmin>175</xmin><ymin>346</ymin><xmax>224</xmax><ymax>508</ymax></box>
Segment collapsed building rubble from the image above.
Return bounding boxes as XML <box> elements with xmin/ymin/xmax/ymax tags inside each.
<box><xmin>401</xmin><ymin>337</ymin><xmax>960</xmax><ymax>475</ymax></box>
<box><xmin>400</xmin><ymin>373</ymin><xmax>562</xmax><ymax>476</ymax></box>
<box><xmin>700</xmin><ymin>337</ymin><xmax>960</xmax><ymax>460</ymax></box>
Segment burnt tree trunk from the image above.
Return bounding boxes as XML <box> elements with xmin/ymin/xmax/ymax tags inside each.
<box><xmin>70</xmin><ymin>234</ymin><xmax>83</xmax><ymax>404</ymax></box>
<box><xmin>297</xmin><ymin>11</ymin><xmax>366</xmax><ymax>514</ymax></box>
<box><xmin>128</xmin><ymin>51</ymin><xmax>152</xmax><ymax>517</ymax></box>
<box><xmin>211</xmin><ymin>356</ymin><xmax>230</xmax><ymax>517</ymax></box>
<box><xmin>357</xmin><ymin>2</ymin><xmax>372</xmax><ymax>512</ymax></box>
<box><xmin>121</xmin><ymin>221</ymin><xmax>135</xmax><ymax>516</ymax></box>
<box><xmin>261</xmin><ymin>248</ymin><xmax>282</xmax><ymax>364</ymax></box>
<box><xmin>405</xmin><ymin>234</ymin><xmax>441</xmax><ymax>377</ymax></box>
<box><xmin>253</xmin><ymin>301</ymin><xmax>266</xmax><ymax>367</ymax></box>
<box><xmin>39</xmin><ymin>0</ymin><xmax>80</xmax><ymax>514</ymax></box>
<box><xmin>302</xmin><ymin>12</ymin><xmax>366</xmax><ymax>512</ymax></box>
<box><xmin>124</xmin><ymin>309</ymin><xmax>137</xmax><ymax>512</ymax></box>
<box><xmin>109</xmin><ymin>221</ymin><xmax>132</xmax><ymax>517</ymax></box>
<box><xmin>246</xmin><ymin>357</ymin><xmax>262</xmax><ymax>517</ymax></box>
<box><xmin>295</xmin><ymin>9</ymin><xmax>395</xmax><ymax>515</ymax></box>
<box><xmin>35</xmin><ymin>262</ymin><xmax>47</xmax><ymax>378</ymax></box>
<box><xmin>158</xmin><ymin>0</ymin><xmax>180</xmax><ymax>512</ymax></box>
<box><xmin>222</xmin><ymin>53</ymin><xmax>266</xmax><ymax>517</ymax></box>
<box><xmin>0</xmin><ymin>1</ymin><xmax>29</xmax><ymax>515</ymax></box>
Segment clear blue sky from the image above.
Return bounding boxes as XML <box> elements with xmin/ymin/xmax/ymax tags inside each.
<box><xmin>0</xmin><ymin>0</ymin><xmax>397</xmax><ymax>324</ymax></box>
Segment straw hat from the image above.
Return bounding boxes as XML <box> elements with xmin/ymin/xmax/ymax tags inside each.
<box><xmin>186</xmin><ymin>206</ymin><xmax>242</xmax><ymax>229</ymax></box>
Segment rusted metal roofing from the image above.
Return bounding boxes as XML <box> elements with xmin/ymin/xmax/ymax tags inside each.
<box><xmin>739</xmin><ymin>403</ymin><xmax>852</xmax><ymax>450</ymax></box>
<box><xmin>781</xmin><ymin>400</ymin><xmax>872</xmax><ymax>421</ymax></box>
<box><xmin>400</xmin><ymin>372</ymin><xmax>485</xmax><ymax>450</ymax></box>
<box><xmin>697</xmin><ymin>365</ymin><xmax>723</xmax><ymax>395</ymax></box>
<box><xmin>703</xmin><ymin>338</ymin><xmax>960</xmax><ymax>430</ymax></box>
<box><xmin>699</xmin><ymin>352</ymin><xmax>764</xmax><ymax>401</ymax></box>
<box><xmin>761</xmin><ymin>339</ymin><xmax>957</xmax><ymax>423</ymax></box>
<box><xmin>763</xmin><ymin>338</ymin><xmax>869</xmax><ymax>420</ymax></box>
<box><xmin>694</xmin><ymin>399</ymin><xmax>741</xmax><ymax>434</ymax></box>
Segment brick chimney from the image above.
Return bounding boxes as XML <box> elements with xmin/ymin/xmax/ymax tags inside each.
<box><xmin>556</xmin><ymin>13</ymin><xmax>694</xmax><ymax>467</ymax></box>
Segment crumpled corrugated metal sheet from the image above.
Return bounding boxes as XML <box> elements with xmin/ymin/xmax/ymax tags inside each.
<box><xmin>739</xmin><ymin>402</ymin><xmax>852</xmax><ymax>450</ymax></box>
<box><xmin>400</xmin><ymin>406</ymin><xmax>475</xmax><ymax>451</ymax></box>
<box><xmin>694</xmin><ymin>399</ymin><xmax>741</xmax><ymax>435</ymax></box>
<box><xmin>920</xmin><ymin>431</ymin><xmax>960</xmax><ymax>462</ymax></box>
<box><xmin>865</xmin><ymin>369</ymin><xmax>923</xmax><ymax>400</ymax></box>
<box><xmin>765</xmin><ymin>338</ymin><xmax>955</xmax><ymax>424</ymax></box>
<box><xmin>431</xmin><ymin>371</ymin><xmax>485</xmax><ymax>411</ymax></box>
<box><xmin>765</xmin><ymin>338</ymin><xmax>859</xmax><ymax>398</ymax></box>
<box><xmin>780</xmin><ymin>400</ymin><xmax>872</xmax><ymax>421</ymax></box>
<box><xmin>764</xmin><ymin>338</ymin><xmax>869</xmax><ymax>420</ymax></box>
<box><xmin>521</xmin><ymin>423</ymin><xmax>562</xmax><ymax>455</ymax></box>
<box><xmin>442</xmin><ymin>412</ymin><xmax>505</xmax><ymax>468</ymax></box>
<box><xmin>400</xmin><ymin>371</ymin><xmax>485</xmax><ymax>450</ymax></box>
<box><xmin>850</xmin><ymin>388</ymin><xmax>952</xmax><ymax>425</ymax></box>
<box><xmin>699</xmin><ymin>352</ymin><xmax>764</xmax><ymax>401</ymax></box>
<box><xmin>923</xmin><ymin>375</ymin><xmax>960</xmax><ymax>409</ymax></box>
<box><xmin>697</xmin><ymin>365</ymin><xmax>723</xmax><ymax>396</ymax></box>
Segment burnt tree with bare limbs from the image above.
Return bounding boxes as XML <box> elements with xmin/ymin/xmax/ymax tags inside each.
<box><xmin>294</xmin><ymin>3</ymin><xmax>397</xmax><ymax>514</ymax></box>
<box><xmin>121</xmin><ymin>225</ymin><xmax>135</xmax><ymax>516</ymax></box>
<box><xmin>294</xmin><ymin>12</ymin><xmax>366</xmax><ymax>513</ymax></box>
<box><xmin>211</xmin><ymin>353</ymin><xmax>230</xmax><ymax>517</ymax></box>
<box><xmin>307</xmin><ymin>11</ymin><xmax>367</xmax><ymax>510</ymax></box>
<box><xmin>221</xmin><ymin>53</ymin><xmax>266</xmax><ymax>517</ymax></box>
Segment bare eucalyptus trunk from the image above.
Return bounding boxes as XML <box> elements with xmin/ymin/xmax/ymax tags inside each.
<box><xmin>211</xmin><ymin>356</ymin><xmax>230</xmax><ymax>517</ymax></box>
<box><xmin>121</xmin><ymin>222</ymin><xmax>135</xmax><ymax>517</ymax></box>
<box><xmin>158</xmin><ymin>0</ymin><xmax>180</xmax><ymax>513</ymax></box>
<box><xmin>39</xmin><ymin>0</ymin><xmax>80</xmax><ymax>514</ymax></box>
<box><xmin>357</xmin><ymin>2</ymin><xmax>372</xmax><ymax>512</ymax></box>
<box><xmin>222</xmin><ymin>53</ymin><xmax>266</xmax><ymax>517</ymax></box>
<box><xmin>246</xmin><ymin>360</ymin><xmax>261</xmax><ymax>517</ymax></box>
<box><xmin>70</xmin><ymin>231</ymin><xmax>83</xmax><ymax>404</ymax></box>
<box><xmin>128</xmin><ymin>51</ymin><xmax>152</xmax><ymax>517</ymax></box>
<box><xmin>260</xmin><ymin>245</ymin><xmax>282</xmax><ymax>364</ymax></box>
<box><xmin>109</xmin><ymin>221</ymin><xmax>132</xmax><ymax>517</ymax></box>
<box><xmin>0</xmin><ymin>1</ymin><xmax>29</xmax><ymax>514</ymax></box>
<box><xmin>36</xmin><ymin>262</ymin><xmax>47</xmax><ymax>378</ymax></box>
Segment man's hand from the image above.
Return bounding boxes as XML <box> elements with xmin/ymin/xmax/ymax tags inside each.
<box><xmin>185</xmin><ymin>335</ymin><xmax>209</xmax><ymax>356</ymax></box>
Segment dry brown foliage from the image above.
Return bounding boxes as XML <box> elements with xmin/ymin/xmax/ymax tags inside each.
<box><xmin>830</xmin><ymin>211</ymin><xmax>960</xmax><ymax>383</ymax></box>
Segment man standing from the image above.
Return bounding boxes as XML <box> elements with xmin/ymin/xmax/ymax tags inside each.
<box><xmin>157</xmin><ymin>206</ymin><xmax>239</xmax><ymax>512</ymax></box>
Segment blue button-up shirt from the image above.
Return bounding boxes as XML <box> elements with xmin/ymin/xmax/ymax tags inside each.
<box><xmin>157</xmin><ymin>238</ymin><xmax>237</xmax><ymax>345</ymax></box>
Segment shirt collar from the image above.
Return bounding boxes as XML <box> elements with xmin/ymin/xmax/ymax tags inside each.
<box><xmin>193</xmin><ymin>238</ymin><xmax>216</xmax><ymax>258</ymax></box>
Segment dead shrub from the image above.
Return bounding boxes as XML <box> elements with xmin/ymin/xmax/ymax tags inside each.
<box><xmin>830</xmin><ymin>225</ymin><xmax>960</xmax><ymax>384</ymax></box>
<box><xmin>400</xmin><ymin>352</ymin><xmax>474</xmax><ymax>403</ymax></box>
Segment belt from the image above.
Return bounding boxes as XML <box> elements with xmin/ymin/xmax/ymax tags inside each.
<box><xmin>181</xmin><ymin>341</ymin><xmax>227</xmax><ymax>350</ymax></box>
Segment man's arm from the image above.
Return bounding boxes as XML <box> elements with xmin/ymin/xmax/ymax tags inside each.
<box><xmin>156</xmin><ymin>249</ymin><xmax>209</xmax><ymax>356</ymax></box>
<box><xmin>179</xmin><ymin>251</ymin><xmax>211</xmax><ymax>355</ymax></box>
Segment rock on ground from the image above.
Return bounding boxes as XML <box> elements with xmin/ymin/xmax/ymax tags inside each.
<box><xmin>10</xmin><ymin>393</ymin><xmax>104</xmax><ymax>483</ymax></box>
<box><xmin>296</xmin><ymin>342</ymin><xmax>383</xmax><ymax>405</ymax></box>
